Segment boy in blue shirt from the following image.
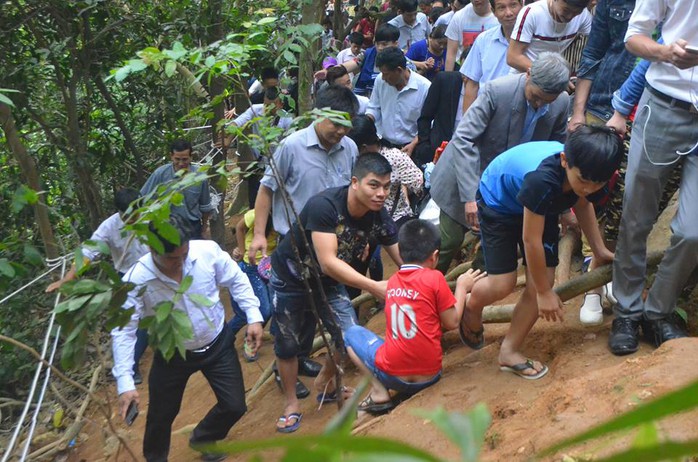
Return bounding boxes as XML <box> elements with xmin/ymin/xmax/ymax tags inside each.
<box><xmin>460</xmin><ymin>125</ymin><xmax>623</xmax><ymax>379</ymax></box>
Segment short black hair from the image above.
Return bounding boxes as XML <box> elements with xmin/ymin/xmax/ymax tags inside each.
<box><xmin>565</xmin><ymin>0</ymin><xmax>591</xmax><ymax>8</ymax></box>
<box><xmin>260</xmin><ymin>67</ymin><xmax>279</xmax><ymax>81</ymax></box>
<box><xmin>489</xmin><ymin>0</ymin><xmax>521</xmax><ymax>9</ymax></box>
<box><xmin>374</xmin><ymin>23</ymin><xmax>400</xmax><ymax>43</ymax></box>
<box><xmin>314</xmin><ymin>84</ymin><xmax>359</xmax><ymax>117</ymax></box>
<box><xmin>429</xmin><ymin>7</ymin><xmax>445</xmax><ymax>23</ymax></box>
<box><xmin>347</xmin><ymin>115</ymin><xmax>380</xmax><ymax>147</ymax></box>
<box><xmin>429</xmin><ymin>24</ymin><xmax>447</xmax><ymax>39</ymax></box>
<box><xmin>348</xmin><ymin>32</ymin><xmax>364</xmax><ymax>46</ymax></box>
<box><xmin>376</xmin><ymin>46</ymin><xmax>406</xmax><ymax>70</ymax></box>
<box><xmin>398</xmin><ymin>219</ymin><xmax>441</xmax><ymax>263</ymax></box>
<box><xmin>326</xmin><ymin>65</ymin><xmax>349</xmax><ymax>85</ymax></box>
<box><xmin>397</xmin><ymin>0</ymin><xmax>419</xmax><ymax>12</ymax></box>
<box><xmin>565</xmin><ymin>125</ymin><xmax>624</xmax><ymax>183</ymax></box>
<box><xmin>352</xmin><ymin>152</ymin><xmax>392</xmax><ymax>180</ymax></box>
<box><xmin>114</xmin><ymin>188</ymin><xmax>140</xmax><ymax>214</ymax></box>
<box><xmin>148</xmin><ymin>214</ymin><xmax>192</xmax><ymax>254</ymax></box>
<box><xmin>170</xmin><ymin>139</ymin><xmax>192</xmax><ymax>154</ymax></box>
<box><xmin>264</xmin><ymin>86</ymin><xmax>280</xmax><ymax>100</ymax></box>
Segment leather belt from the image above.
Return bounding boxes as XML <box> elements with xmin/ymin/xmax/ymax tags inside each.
<box><xmin>188</xmin><ymin>329</ymin><xmax>223</xmax><ymax>354</ymax></box>
<box><xmin>646</xmin><ymin>84</ymin><xmax>698</xmax><ymax>114</ymax></box>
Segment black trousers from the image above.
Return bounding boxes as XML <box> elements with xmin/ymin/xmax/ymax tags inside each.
<box><xmin>143</xmin><ymin>325</ymin><xmax>246</xmax><ymax>462</ymax></box>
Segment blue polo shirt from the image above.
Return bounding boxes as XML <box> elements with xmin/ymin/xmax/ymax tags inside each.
<box><xmin>459</xmin><ymin>26</ymin><xmax>511</xmax><ymax>85</ymax></box>
<box><xmin>479</xmin><ymin>141</ymin><xmax>604</xmax><ymax>216</ymax></box>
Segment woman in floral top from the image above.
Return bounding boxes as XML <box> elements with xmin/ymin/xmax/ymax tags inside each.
<box><xmin>348</xmin><ymin>115</ymin><xmax>425</xmax><ymax>227</ymax></box>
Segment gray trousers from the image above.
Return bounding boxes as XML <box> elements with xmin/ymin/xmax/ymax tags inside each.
<box><xmin>612</xmin><ymin>88</ymin><xmax>698</xmax><ymax>320</ymax></box>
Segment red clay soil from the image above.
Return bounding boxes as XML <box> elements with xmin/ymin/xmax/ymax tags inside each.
<box><xmin>65</xmin><ymin>290</ymin><xmax>698</xmax><ymax>462</ymax></box>
<box><xmin>67</xmin><ymin>210</ymin><xmax>698</xmax><ymax>461</ymax></box>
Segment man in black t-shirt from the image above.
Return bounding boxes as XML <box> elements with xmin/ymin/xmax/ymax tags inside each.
<box><xmin>270</xmin><ymin>153</ymin><xmax>402</xmax><ymax>433</ymax></box>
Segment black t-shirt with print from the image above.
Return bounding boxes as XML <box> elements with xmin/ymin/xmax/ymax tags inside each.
<box><xmin>271</xmin><ymin>186</ymin><xmax>398</xmax><ymax>287</ymax></box>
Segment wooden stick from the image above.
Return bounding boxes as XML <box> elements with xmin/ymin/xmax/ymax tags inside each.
<box><xmin>555</xmin><ymin>229</ymin><xmax>581</xmax><ymax>284</ymax></box>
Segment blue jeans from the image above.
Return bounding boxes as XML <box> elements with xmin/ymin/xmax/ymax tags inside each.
<box><xmin>344</xmin><ymin>325</ymin><xmax>441</xmax><ymax>394</ymax></box>
<box><xmin>228</xmin><ymin>261</ymin><xmax>272</xmax><ymax>335</ymax></box>
<box><xmin>269</xmin><ymin>269</ymin><xmax>357</xmax><ymax>359</ymax></box>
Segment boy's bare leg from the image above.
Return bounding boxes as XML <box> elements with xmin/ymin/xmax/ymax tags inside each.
<box><xmin>347</xmin><ymin>347</ymin><xmax>390</xmax><ymax>403</ymax></box>
<box><xmin>277</xmin><ymin>356</ymin><xmax>300</xmax><ymax>427</ymax></box>
<box><xmin>462</xmin><ymin>272</ymin><xmax>517</xmax><ymax>333</ymax></box>
<box><xmin>498</xmin><ymin>266</ymin><xmax>555</xmax><ymax>375</ymax></box>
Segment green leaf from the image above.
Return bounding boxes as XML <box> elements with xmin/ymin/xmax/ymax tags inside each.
<box><xmin>23</xmin><ymin>244</ymin><xmax>43</xmax><ymax>266</ymax></box>
<box><xmin>282</xmin><ymin>50</ymin><xmax>297</xmax><ymax>65</ymax></box>
<box><xmin>204</xmin><ymin>56</ymin><xmax>216</xmax><ymax>68</ymax></box>
<box><xmin>206</xmin><ymin>435</ymin><xmax>441</xmax><ymax>461</ymax></box>
<box><xmin>11</xmin><ymin>185</ymin><xmax>39</xmax><ymax>213</ymax></box>
<box><xmin>155</xmin><ymin>302</ymin><xmax>173</xmax><ymax>323</ymax></box>
<box><xmin>55</xmin><ymin>294</ymin><xmax>91</xmax><ymax>313</ymax></box>
<box><xmin>114</xmin><ymin>66</ymin><xmax>131</xmax><ymax>82</ymax></box>
<box><xmin>257</xmin><ymin>16</ymin><xmax>277</xmax><ymax>25</ymax></box>
<box><xmin>593</xmin><ymin>440</ymin><xmax>698</xmax><ymax>462</ymax></box>
<box><xmin>169</xmin><ymin>41</ymin><xmax>188</xmax><ymax>60</ymax></box>
<box><xmin>179</xmin><ymin>275</ymin><xmax>193</xmax><ymax>293</ymax></box>
<box><xmin>632</xmin><ymin>422</ymin><xmax>658</xmax><ymax>449</ymax></box>
<box><xmin>0</xmin><ymin>93</ymin><xmax>15</xmax><ymax>107</ymax></box>
<box><xmin>188</xmin><ymin>293</ymin><xmax>214</xmax><ymax>308</ymax></box>
<box><xmin>541</xmin><ymin>379</ymin><xmax>698</xmax><ymax>456</ymax></box>
<box><xmin>165</xmin><ymin>60</ymin><xmax>177</xmax><ymax>77</ymax></box>
<box><xmin>153</xmin><ymin>219</ymin><xmax>180</xmax><ymax>247</ymax></box>
<box><xmin>127</xmin><ymin>58</ymin><xmax>148</xmax><ymax>72</ymax></box>
<box><xmin>414</xmin><ymin>403</ymin><xmax>491</xmax><ymax>462</ymax></box>
<box><xmin>0</xmin><ymin>258</ymin><xmax>15</xmax><ymax>278</ymax></box>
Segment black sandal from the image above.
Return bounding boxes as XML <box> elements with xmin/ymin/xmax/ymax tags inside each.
<box><xmin>458</xmin><ymin>320</ymin><xmax>484</xmax><ymax>350</ymax></box>
<box><xmin>358</xmin><ymin>395</ymin><xmax>394</xmax><ymax>414</ymax></box>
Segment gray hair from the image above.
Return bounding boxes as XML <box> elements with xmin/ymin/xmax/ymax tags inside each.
<box><xmin>529</xmin><ymin>52</ymin><xmax>570</xmax><ymax>94</ymax></box>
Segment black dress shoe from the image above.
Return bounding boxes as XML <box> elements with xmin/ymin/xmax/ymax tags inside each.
<box><xmin>273</xmin><ymin>365</ymin><xmax>310</xmax><ymax>399</ymax></box>
<box><xmin>641</xmin><ymin>315</ymin><xmax>687</xmax><ymax>347</ymax></box>
<box><xmin>298</xmin><ymin>357</ymin><xmax>322</xmax><ymax>377</ymax></box>
<box><xmin>189</xmin><ymin>437</ymin><xmax>227</xmax><ymax>461</ymax></box>
<box><xmin>608</xmin><ymin>317</ymin><xmax>640</xmax><ymax>356</ymax></box>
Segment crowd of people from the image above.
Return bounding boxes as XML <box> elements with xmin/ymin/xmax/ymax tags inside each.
<box><xmin>46</xmin><ymin>0</ymin><xmax>698</xmax><ymax>459</ymax></box>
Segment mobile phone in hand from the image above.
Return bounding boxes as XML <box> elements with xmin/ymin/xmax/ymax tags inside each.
<box><xmin>686</xmin><ymin>45</ymin><xmax>698</xmax><ymax>54</ymax></box>
<box><xmin>125</xmin><ymin>401</ymin><xmax>139</xmax><ymax>426</ymax></box>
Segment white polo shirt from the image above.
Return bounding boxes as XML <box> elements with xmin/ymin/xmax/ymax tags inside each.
<box><xmin>388</xmin><ymin>12</ymin><xmax>431</xmax><ymax>51</ymax></box>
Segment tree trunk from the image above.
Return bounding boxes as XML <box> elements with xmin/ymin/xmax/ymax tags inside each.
<box><xmin>93</xmin><ymin>77</ymin><xmax>145</xmax><ymax>184</ymax></box>
<box><xmin>299</xmin><ymin>0</ymin><xmax>324</xmax><ymax>114</ymax></box>
<box><xmin>0</xmin><ymin>103</ymin><xmax>60</xmax><ymax>259</ymax></box>
<box><xmin>206</xmin><ymin>0</ymin><xmax>227</xmax><ymax>247</ymax></box>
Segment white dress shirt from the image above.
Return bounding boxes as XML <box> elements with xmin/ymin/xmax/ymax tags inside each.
<box><xmin>111</xmin><ymin>240</ymin><xmax>262</xmax><ymax>394</ymax></box>
<box><xmin>82</xmin><ymin>213</ymin><xmax>149</xmax><ymax>274</ymax></box>
<box><xmin>388</xmin><ymin>13</ymin><xmax>431</xmax><ymax>51</ymax></box>
<box><xmin>625</xmin><ymin>0</ymin><xmax>698</xmax><ymax>102</ymax></box>
<box><xmin>367</xmin><ymin>70</ymin><xmax>432</xmax><ymax>145</ymax></box>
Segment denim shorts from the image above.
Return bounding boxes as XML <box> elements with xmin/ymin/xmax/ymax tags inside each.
<box><xmin>344</xmin><ymin>325</ymin><xmax>441</xmax><ymax>395</ymax></box>
<box><xmin>269</xmin><ymin>270</ymin><xmax>357</xmax><ymax>359</ymax></box>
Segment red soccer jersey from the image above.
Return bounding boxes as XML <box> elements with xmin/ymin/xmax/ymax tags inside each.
<box><xmin>375</xmin><ymin>265</ymin><xmax>457</xmax><ymax>376</ymax></box>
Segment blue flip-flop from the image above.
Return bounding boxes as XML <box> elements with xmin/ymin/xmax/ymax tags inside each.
<box><xmin>316</xmin><ymin>386</ymin><xmax>354</xmax><ymax>405</ymax></box>
<box><xmin>276</xmin><ymin>413</ymin><xmax>302</xmax><ymax>433</ymax></box>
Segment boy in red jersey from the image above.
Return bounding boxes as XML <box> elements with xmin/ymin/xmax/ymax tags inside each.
<box><xmin>344</xmin><ymin>219</ymin><xmax>485</xmax><ymax>413</ymax></box>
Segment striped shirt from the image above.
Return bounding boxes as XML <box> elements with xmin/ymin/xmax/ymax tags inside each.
<box><xmin>510</xmin><ymin>0</ymin><xmax>592</xmax><ymax>72</ymax></box>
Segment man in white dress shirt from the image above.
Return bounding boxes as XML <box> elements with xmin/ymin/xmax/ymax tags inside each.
<box><xmin>367</xmin><ymin>46</ymin><xmax>431</xmax><ymax>156</ymax></box>
<box><xmin>608</xmin><ymin>0</ymin><xmax>698</xmax><ymax>356</ymax></box>
<box><xmin>112</xmin><ymin>215</ymin><xmax>263</xmax><ymax>462</ymax></box>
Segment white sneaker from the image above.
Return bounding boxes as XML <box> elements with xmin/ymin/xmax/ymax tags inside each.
<box><xmin>580</xmin><ymin>294</ymin><xmax>604</xmax><ymax>326</ymax></box>
<box><xmin>604</xmin><ymin>282</ymin><xmax>618</xmax><ymax>305</ymax></box>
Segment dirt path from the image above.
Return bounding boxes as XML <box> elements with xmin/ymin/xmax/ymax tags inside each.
<box><xmin>67</xmin><ymin>200</ymin><xmax>698</xmax><ymax>461</ymax></box>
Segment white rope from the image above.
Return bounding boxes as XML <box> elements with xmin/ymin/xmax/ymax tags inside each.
<box><xmin>19</xmin><ymin>320</ymin><xmax>61</xmax><ymax>460</ymax></box>
<box><xmin>1</xmin><ymin>258</ymin><xmax>66</xmax><ymax>462</ymax></box>
<box><xmin>0</xmin><ymin>255</ymin><xmax>69</xmax><ymax>305</ymax></box>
